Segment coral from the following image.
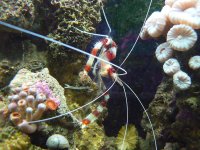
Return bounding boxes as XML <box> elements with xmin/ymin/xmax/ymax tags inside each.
<box><xmin>0</xmin><ymin>0</ymin><xmax>36</xmax><ymax>29</ymax></box>
<box><xmin>144</xmin><ymin>11</ymin><xmax>167</xmax><ymax>38</ymax></box>
<box><xmin>105</xmin><ymin>0</ymin><xmax>163</xmax><ymax>39</ymax></box>
<box><xmin>115</xmin><ymin>125</ymin><xmax>138</xmax><ymax>150</ymax></box>
<box><xmin>162</xmin><ymin>142</ymin><xmax>180</xmax><ymax>150</ymax></box>
<box><xmin>141</xmin><ymin>78</ymin><xmax>175</xmax><ymax>140</ymax></box>
<box><xmin>188</xmin><ymin>55</ymin><xmax>200</xmax><ymax>70</ymax></box>
<box><xmin>2</xmin><ymin>68</ymin><xmax>77</xmax><ymax>134</ymax></box>
<box><xmin>142</xmin><ymin>75</ymin><xmax>200</xmax><ymax>149</ymax></box>
<box><xmin>0</xmin><ymin>60</ymin><xmax>15</xmax><ymax>88</ymax></box>
<box><xmin>167</xmin><ymin>24</ymin><xmax>197</xmax><ymax>51</ymax></box>
<box><xmin>140</xmin><ymin>0</ymin><xmax>200</xmax><ymax>90</ymax></box>
<box><xmin>173</xmin><ymin>70</ymin><xmax>191</xmax><ymax>90</ymax></box>
<box><xmin>47</xmin><ymin>0</ymin><xmax>101</xmax><ymax>85</ymax></box>
<box><xmin>101</xmin><ymin>136</ymin><xmax>117</xmax><ymax>150</ymax></box>
<box><xmin>155</xmin><ymin>42</ymin><xmax>173</xmax><ymax>63</ymax></box>
<box><xmin>163</xmin><ymin>58</ymin><xmax>180</xmax><ymax>76</ymax></box>
<box><xmin>0</xmin><ymin>126</ymin><xmax>44</xmax><ymax>150</ymax></box>
<box><xmin>0</xmin><ymin>99</ymin><xmax>7</xmax><ymax>127</ymax></box>
<box><xmin>168</xmin><ymin>0</ymin><xmax>200</xmax><ymax>29</ymax></box>
<box><xmin>49</xmin><ymin>0</ymin><xmax>101</xmax><ymax>49</ymax></box>
<box><xmin>140</xmin><ymin>4</ymin><xmax>200</xmax><ymax>147</ymax></box>
<box><xmin>74</xmin><ymin>123</ymin><xmax>105</xmax><ymax>150</ymax></box>
<box><xmin>183</xmin><ymin>97</ymin><xmax>200</xmax><ymax>110</ymax></box>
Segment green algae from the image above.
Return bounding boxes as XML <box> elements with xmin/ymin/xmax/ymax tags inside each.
<box><xmin>0</xmin><ymin>126</ymin><xmax>44</xmax><ymax>150</ymax></box>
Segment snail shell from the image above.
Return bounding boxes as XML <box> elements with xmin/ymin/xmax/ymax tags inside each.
<box><xmin>46</xmin><ymin>134</ymin><xmax>69</xmax><ymax>149</ymax></box>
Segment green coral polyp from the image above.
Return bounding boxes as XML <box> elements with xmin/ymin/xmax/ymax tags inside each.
<box><xmin>115</xmin><ymin>125</ymin><xmax>138</xmax><ymax>150</ymax></box>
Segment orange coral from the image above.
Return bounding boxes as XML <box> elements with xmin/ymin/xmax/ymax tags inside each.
<box><xmin>46</xmin><ymin>99</ymin><xmax>58</xmax><ymax>111</ymax></box>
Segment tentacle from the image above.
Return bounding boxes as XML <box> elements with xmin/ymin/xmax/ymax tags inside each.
<box><xmin>99</xmin><ymin>0</ymin><xmax>112</xmax><ymax>35</ymax></box>
<box><xmin>0</xmin><ymin>21</ymin><xmax>127</xmax><ymax>76</ymax></box>
<box><xmin>27</xmin><ymin>81</ymin><xmax>117</xmax><ymax>124</ymax></box>
<box><xmin>120</xmin><ymin>0</ymin><xmax>153</xmax><ymax>66</ymax></box>
<box><xmin>72</xmin><ymin>26</ymin><xmax>108</xmax><ymax>38</ymax></box>
<box><xmin>121</xmin><ymin>79</ymin><xmax>158</xmax><ymax>150</ymax></box>
<box><xmin>72</xmin><ymin>0</ymin><xmax>111</xmax><ymax>37</ymax></box>
<box><xmin>120</xmin><ymin>82</ymin><xmax>129</xmax><ymax>150</ymax></box>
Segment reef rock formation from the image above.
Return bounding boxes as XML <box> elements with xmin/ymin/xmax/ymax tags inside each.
<box><xmin>2</xmin><ymin>68</ymin><xmax>76</xmax><ymax>134</ymax></box>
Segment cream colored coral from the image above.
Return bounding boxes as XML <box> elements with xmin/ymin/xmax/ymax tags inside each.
<box><xmin>155</xmin><ymin>42</ymin><xmax>173</xmax><ymax>63</ymax></box>
<box><xmin>165</xmin><ymin>0</ymin><xmax>177</xmax><ymax>6</ymax></box>
<box><xmin>140</xmin><ymin>26</ymin><xmax>150</xmax><ymax>40</ymax></box>
<box><xmin>161</xmin><ymin>5</ymin><xmax>172</xmax><ymax>20</ymax></box>
<box><xmin>163</xmin><ymin>58</ymin><xmax>180</xmax><ymax>75</ymax></box>
<box><xmin>173</xmin><ymin>70</ymin><xmax>191</xmax><ymax>90</ymax></box>
<box><xmin>168</xmin><ymin>0</ymin><xmax>200</xmax><ymax>29</ymax></box>
<box><xmin>188</xmin><ymin>55</ymin><xmax>200</xmax><ymax>70</ymax></box>
<box><xmin>167</xmin><ymin>24</ymin><xmax>197</xmax><ymax>51</ymax></box>
<box><xmin>144</xmin><ymin>11</ymin><xmax>167</xmax><ymax>38</ymax></box>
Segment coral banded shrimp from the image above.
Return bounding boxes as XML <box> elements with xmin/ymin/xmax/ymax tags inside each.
<box><xmin>0</xmin><ymin>0</ymin><xmax>157</xmax><ymax>149</ymax></box>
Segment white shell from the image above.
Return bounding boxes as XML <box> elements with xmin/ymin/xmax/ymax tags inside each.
<box><xmin>163</xmin><ymin>58</ymin><xmax>180</xmax><ymax>75</ymax></box>
<box><xmin>173</xmin><ymin>71</ymin><xmax>191</xmax><ymax>90</ymax></box>
<box><xmin>188</xmin><ymin>55</ymin><xmax>200</xmax><ymax>70</ymax></box>
<box><xmin>46</xmin><ymin>134</ymin><xmax>69</xmax><ymax>149</ymax></box>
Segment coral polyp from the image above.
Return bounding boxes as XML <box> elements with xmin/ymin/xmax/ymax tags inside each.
<box><xmin>3</xmin><ymin>68</ymin><xmax>75</xmax><ymax>134</ymax></box>
<box><xmin>1</xmin><ymin>0</ymin><xmax>200</xmax><ymax>149</ymax></box>
<box><xmin>115</xmin><ymin>125</ymin><xmax>138</xmax><ymax>150</ymax></box>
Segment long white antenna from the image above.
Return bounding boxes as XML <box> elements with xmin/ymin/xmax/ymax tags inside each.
<box><xmin>0</xmin><ymin>21</ymin><xmax>126</xmax><ymax>76</ymax></box>
<box><xmin>73</xmin><ymin>27</ymin><xmax>108</xmax><ymax>38</ymax></box>
<box><xmin>121</xmin><ymin>83</ymin><xmax>129</xmax><ymax>150</ymax></box>
<box><xmin>28</xmin><ymin>80</ymin><xmax>117</xmax><ymax>124</ymax></box>
<box><xmin>100</xmin><ymin>2</ymin><xmax>112</xmax><ymax>35</ymax></box>
<box><xmin>120</xmin><ymin>0</ymin><xmax>153</xmax><ymax>66</ymax></box>
<box><xmin>121</xmin><ymin>80</ymin><xmax>158</xmax><ymax>150</ymax></box>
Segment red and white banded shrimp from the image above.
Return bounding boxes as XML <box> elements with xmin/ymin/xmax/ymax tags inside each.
<box><xmin>0</xmin><ymin>0</ymin><xmax>157</xmax><ymax>149</ymax></box>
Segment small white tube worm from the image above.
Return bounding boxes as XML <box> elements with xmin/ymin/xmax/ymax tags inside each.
<box><xmin>26</xmin><ymin>95</ymin><xmax>35</xmax><ymax>108</ymax></box>
<box><xmin>8</xmin><ymin>102</ymin><xmax>18</xmax><ymax>112</ymax></box>
<box><xmin>32</xmin><ymin>103</ymin><xmax>46</xmax><ymax>121</ymax></box>
<box><xmin>26</xmin><ymin>107</ymin><xmax>33</xmax><ymax>122</ymax></box>
<box><xmin>17</xmin><ymin>99</ymin><xmax>27</xmax><ymax>117</ymax></box>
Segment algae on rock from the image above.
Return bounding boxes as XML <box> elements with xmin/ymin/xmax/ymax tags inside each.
<box><xmin>0</xmin><ymin>126</ymin><xmax>44</xmax><ymax>150</ymax></box>
<box><xmin>74</xmin><ymin>123</ymin><xmax>105</xmax><ymax>150</ymax></box>
<box><xmin>47</xmin><ymin>0</ymin><xmax>101</xmax><ymax>84</ymax></box>
<box><xmin>141</xmin><ymin>76</ymin><xmax>200</xmax><ymax>149</ymax></box>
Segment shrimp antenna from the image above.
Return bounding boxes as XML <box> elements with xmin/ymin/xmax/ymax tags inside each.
<box><xmin>72</xmin><ymin>26</ymin><xmax>108</xmax><ymax>38</ymax></box>
<box><xmin>120</xmin><ymin>82</ymin><xmax>129</xmax><ymax>150</ymax></box>
<box><xmin>27</xmin><ymin>80</ymin><xmax>117</xmax><ymax>124</ymax></box>
<box><xmin>73</xmin><ymin>0</ymin><xmax>111</xmax><ymax>37</ymax></box>
<box><xmin>120</xmin><ymin>0</ymin><xmax>153</xmax><ymax>66</ymax></box>
<box><xmin>121</xmin><ymin>80</ymin><xmax>158</xmax><ymax>150</ymax></box>
<box><xmin>0</xmin><ymin>21</ymin><xmax>126</xmax><ymax>76</ymax></box>
<box><xmin>100</xmin><ymin>0</ymin><xmax>112</xmax><ymax>35</ymax></box>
